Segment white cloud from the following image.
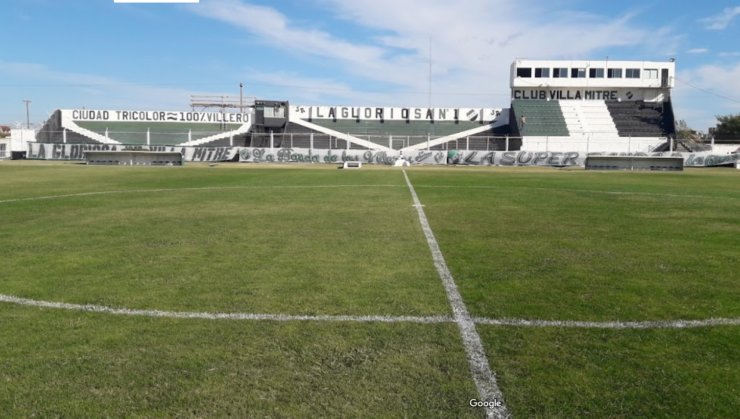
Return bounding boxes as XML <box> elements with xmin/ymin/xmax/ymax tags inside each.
<box><xmin>190</xmin><ymin>0</ymin><xmax>679</xmax><ymax>108</ymax></box>
<box><xmin>699</xmin><ymin>6</ymin><xmax>740</xmax><ymax>30</ymax></box>
<box><xmin>719</xmin><ymin>52</ymin><xmax>740</xmax><ymax>58</ymax></box>
<box><xmin>0</xmin><ymin>61</ymin><xmax>234</xmax><ymax>122</ymax></box>
<box><xmin>674</xmin><ymin>63</ymin><xmax>740</xmax><ymax>129</ymax></box>
<box><xmin>686</xmin><ymin>48</ymin><xmax>708</xmax><ymax>54</ymax></box>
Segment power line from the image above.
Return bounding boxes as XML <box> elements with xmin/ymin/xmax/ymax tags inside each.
<box><xmin>673</xmin><ymin>76</ymin><xmax>740</xmax><ymax>105</ymax></box>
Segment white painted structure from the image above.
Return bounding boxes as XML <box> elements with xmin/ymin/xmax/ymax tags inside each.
<box><xmin>9</xmin><ymin>129</ymin><xmax>35</xmax><ymax>153</ymax></box>
<box><xmin>510</xmin><ymin>59</ymin><xmax>676</xmax><ymax>153</ymax></box>
<box><xmin>511</xmin><ymin>59</ymin><xmax>675</xmax><ymax>99</ymax></box>
<box><xmin>0</xmin><ymin>138</ymin><xmax>10</xmax><ymax>159</ymax></box>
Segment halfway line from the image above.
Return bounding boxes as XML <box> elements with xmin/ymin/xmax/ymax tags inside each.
<box><xmin>403</xmin><ymin>170</ymin><xmax>509</xmax><ymax>419</ymax></box>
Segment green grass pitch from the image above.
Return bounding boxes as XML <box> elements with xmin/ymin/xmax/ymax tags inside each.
<box><xmin>1</xmin><ymin>162</ymin><xmax>739</xmax><ymax>418</ymax></box>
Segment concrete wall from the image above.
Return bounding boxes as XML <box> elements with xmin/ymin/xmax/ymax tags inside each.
<box><xmin>85</xmin><ymin>151</ymin><xmax>183</xmax><ymax>166</ymax></box>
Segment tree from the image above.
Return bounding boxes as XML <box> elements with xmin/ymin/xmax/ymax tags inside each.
<box><xmin>714</xmin><ymin>113</ymin><xmax>740</xmax><ymax>140</ymax></box>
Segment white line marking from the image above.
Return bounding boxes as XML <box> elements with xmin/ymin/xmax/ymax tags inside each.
<box><xmin>474</xmin><ymin>317</ymin><xmax>740</xmax><ymax>329</ymax></box>
<box><xmin>0</xmin><ymin>294</ymin><xmax>450</xmax><ymax>324</ymax></box>
<box><xmin>413</xmin><ymin>184</ymin><xmax>734</xmax><ymax>200</ymax></box>
<box><xmin>0</xmin><ymin>185</ymin><xmax>406</xmax><ymax>205</ymax></box>
<box><xmin>2</xmin><ymin>293</ymin><xmax>739</xmax><ymax>330</ymax></box>
<box><xmin>403</xmin><ymin>170</ymin><xmax>509</xmax><ymax>419</ymax></box>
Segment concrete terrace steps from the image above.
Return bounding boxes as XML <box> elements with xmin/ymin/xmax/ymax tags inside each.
<box><xmin>558</xmin><ymin>100</ymin><xmax>620</xmax><ymax>138</ymax></box>
<box><xmin>511</xmin><ymin>100</ymin><xmax>569</xmax><ymax>137</ymax></box>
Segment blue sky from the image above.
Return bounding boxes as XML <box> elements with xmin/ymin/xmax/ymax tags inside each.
<box><xmin>1</xmin><ymin>0</ymin><xmax>739</xmax><ymax>132</ymax></box>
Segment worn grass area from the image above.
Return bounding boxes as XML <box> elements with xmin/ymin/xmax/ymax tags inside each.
<box><xmin>479</xmin><ymin>325</ymin><xmax>740</xmax><ymax>418</ymax></box>
<box><xmin>0</xmin><ymin>305</ymin><xmax>480</xmax><ymax>419</ymax></box>
<box><xmin>408</xmin><ymin>168</ymin><xmax>740</xmax><ymax>321</ymax></box>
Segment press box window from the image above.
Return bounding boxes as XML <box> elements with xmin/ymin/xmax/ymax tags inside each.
<box><xmin>644</xmin><ymin>69</ymin><xmax>658</xmax><ymax>79</ymax></box>
<box><xmin>589</xmin><ymin>68</ymin><xmax>605</xmax><ymax>78</ymax></box>
<box><xmin>553</xmin><ymin>68</ymin><xmax>568</xmax><ymax>78</ymax></box>
<box><xmin>626</xmin><ymin>68</ymin><xmax>641</xmax><ymax>78</ymax></box>
<box><xmin>264</xmin><ymin>106</ymin><xmax>285</xmax><ymax>118</ymax></box>
<box><xmin>516</xmin><ymin>68</ymin><xmax>532</xmax><ymax>78</ymax></box>
<box><xmin>608</xmin><ymin>69</ymin><xmax>622</xmax><ymax>78</ymax></box>
<box><xmin>571</xmin><ymin>68</ymin><xmax>586</xmax><ymax>78</ymax></box>
<box><xmin>534</xmin><ymin>68</ymin><xmax>550</xmax><ymax>78</ymax></box>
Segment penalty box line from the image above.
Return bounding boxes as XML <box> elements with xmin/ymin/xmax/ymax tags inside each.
<box><xmin>403</xmin><ymin>170</ymin><xmax>509</xmax><ymax>419</ymax></box>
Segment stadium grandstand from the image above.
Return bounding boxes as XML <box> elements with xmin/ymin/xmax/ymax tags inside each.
<box><xmin>30</xmin><ymin>58</ymin><xmax>700</xmax><ymax>157</ymax></box>
<box><xmin>509</xmin><ymin>59</ymin><xmax>677</xmax><ymax>153</ymax></box>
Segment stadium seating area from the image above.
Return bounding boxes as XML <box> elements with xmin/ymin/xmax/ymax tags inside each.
<box><xmin>75</xmin><ymin>121</ymin><xmax>243</xmax><ymax>146</ymax></box>
<box><xmin>511</xmin><ymin>100</ymin><xmax>570</xmax><ymax>137</ymax></box>
<box><xmin>559</xmin><ymin>101</ymin><xmax>620</xmax><ymax>138</ymax></box>
<box><xmin>606</xmin><ymin>101</ymin><xmax>673</xmax><ymax>138</ymax></box>
<box><xmin>37</xmin><ymin>111</ymin><xmax>101</xmax><ymax>144</ymax></box>
<box><xmin>307</xmin><ymin>120</ymin><xmax>489</xmax><ymax>137</ymax></box>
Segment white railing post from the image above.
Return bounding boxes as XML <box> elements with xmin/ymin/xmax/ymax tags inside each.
<box><xmin>230</xmin><ymin>133</ymin><xmax>234</xmax><ymax>147</ymax></box>
<box><xmin>670</xmin><ymin>137</ymin><xmax>673</xmax><ymax>153</ymax></box>
<box><xmin>505</xmin><ymin>135</ymin><xmax>509</xmax><ymax>152</ymax></box>
<box><xmin>105</xmin><ymin>128</ymin><xmax>109</xmax><ymax>144</ymax></box>
<box><xmin>628</xmin><ymin>135</ymin><xmax>631</xmax><ymax>154</ymax></box>
<box><xmin>291</xmin><ymin>133</ymin><xmax>293</xmax><ymax>149</ymax></box>
<box><xmin>427</xmin><ymin>134</ymin><xmax>430</xmax><ymax>151</ymax></box>
<box><xmin>188</xmin><ymin>129</ymin><xmax>192</xmax><ymax>146</ymax></box>
<box><xmin>486</xmin><ymin>136</ymin><xmax>489</xmax><ymax>152</ymax></box>
<box><xmin>147</xmin><ymin>128</ymin><xmax>150</xmax><ymax>147</ymax></box>
<box><xmin>63</xmin><ymin>129</ymin><xmax>67</xmax><ymax>144</ymax></box>
<box><xmin>389</xmin><ymin>135</ymin><xmax>393</xmax><ymax>150</ymax></box>
<box><xmin>546</xmin><ymin>136</ymin><xmax>549</xmax><ymax>152</ymax></box>
<box><xmin>466</xmin><ymin>136</ymin><xmax>469</xmax><ymax>151</ymax></box>
<box><xmin>310</xmin><ymin>133</ymin><xmax>314</xmax><ymax>151</ymax></box>
<box><xmin>270</xmin><ymin>131</ymin><xmax>274</xmax><ymax>154</ymax></box>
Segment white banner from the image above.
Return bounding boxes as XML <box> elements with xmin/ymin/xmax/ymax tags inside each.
<box><xmin>27</xmin><ymin>143</ymin><xmax>240</xmax><ymax>162</ymax></box>
<box><xmin>292</xmin><ymin>105</ymin><xmax>503</xmax><ymax>123</ymax></box>
<box><xmin>61</xmin><ymin>109</ymin><xmax>251</xmax><ymax>124</ymax></box>
<box><xmin>448</xmin><ymin>150</ymin><xmax>586</xmax><ymax>167</ymax></box>
<box><xmin>238</xmin><ymin>147</ymin><xmax>446</xmax><ymax>165</ymax></box>
<box><xmin>25</xmin><ymin>143</ymin><xmax>740</xmax><ymax>167</ymax></box>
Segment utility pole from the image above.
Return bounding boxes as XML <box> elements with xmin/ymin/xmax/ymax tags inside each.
<box><xmin>239</xmin><ymin>83</ymin><xmax>243</xmax><ymax>111</ymax></box>
<box><xmin>23</xmin><ymin>100</ymin><xmax>31</xmax><ymax>129</ymax></box>
<box><xmin>428</xmin><ymin>35</ymin><xmax>432</xmax><ymax>109</ymax></box>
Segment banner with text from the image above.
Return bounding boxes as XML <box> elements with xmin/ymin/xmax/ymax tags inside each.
<box><xmin>27</xmin><ymin>143</ymin><xmax>241</xmax><ymax>162</ymax></box>
<box><xmin>25</xmin><ymin>143</ymin><xmax>740</xmax><ymax>167</ymax></box>
<box><xmin>238</xmin><ymin>147</ymin><xmax>446</xmax><ymax>165</ymax></box>
<box><xmin>60</xmin><ymin>109</ymin><xmax>251</xmax><ymax>124</ymax></box>
<box><xmin>293</xmin><ymin>105</ymin><xmax>504</xmax><ymax>123</ymax></box>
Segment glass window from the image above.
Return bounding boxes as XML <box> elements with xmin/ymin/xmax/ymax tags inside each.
<box><xmin>607</xmin><ymin>68</ymin><xmax>622</xmax><ymax>78</ymax></box>
<box><xmin>589</xmin><ymin>68</ymin><xmax>604</xmax><ymax>78</ymax></box>
<box><xmin>516</xmin><ymin>67</ymin><xmax>532</xmax><ymax>78</ymax></box>
<box><xmin>534</xmin><ymin>68</ymin><xmax>550</xmax><ymax>78</ymax></box>
<box><xmin>571</xmin><ymin>68</ymin><xmax>586</xmax><ymax>78</ymax></box>
<box><xmin>553</xmin><ymin>68</ymin><xmax>568</xmax><ymax>78</ymax></box>
<box><xmin>645</xmin><ymin>69</ymin><xmax>658</xmax><ymax>79</ymax></box>
<box><xmin>264</xmin><ymin>106</ymin><xmax>285</xmax><ymax>118</ymax></box>
<box><xmin>626</xmin><ymin>68</ymin><xmax>641</xmax><ymax>78</ymax></box>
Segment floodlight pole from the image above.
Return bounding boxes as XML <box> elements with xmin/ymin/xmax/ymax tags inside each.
<box><xmin>239</xmin><ymin>83</ymin><xmax>243</xmax><ymax>110</ymax></box>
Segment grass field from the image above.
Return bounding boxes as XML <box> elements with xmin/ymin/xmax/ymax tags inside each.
<box><xmin>1</xmin><ymin>161</ymin><xmax>739</xmax><ymax>418</ymax></box>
